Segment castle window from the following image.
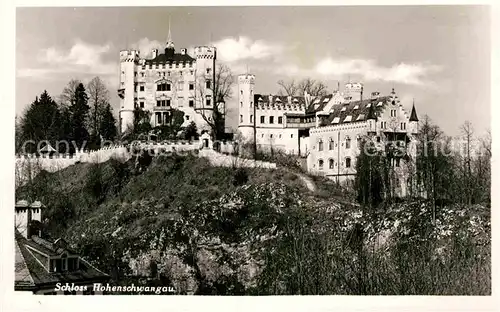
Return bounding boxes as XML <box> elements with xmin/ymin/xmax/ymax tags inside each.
<box><xmin>270</xmin><ymin>134</ymin><xmax>273</xmax><ymax>138</ymax></box>
<box><xmin>190</xmin><ymin>70</ymin><xmax>194</xmax><ymax>75</ymax></box>
<box><xmin>167</xmin><ymin>71</ymin><xmax>171</xmax><ymax>76</ymax></box>
<box><xmin>318</xmin><ymin>140</ymin><xmax>324</xmax><ymax>151</ymax></box>
<box><xmin>178</xmin><ymin>82</ymin><xmax>184</xmax><ymax>91</ymax></box>
<box><xmin>156</xmin><ymin>100</ymin><xmax>161</xmax><ymax>107</ymax></box>
<box><xmin>346</xmin><ymin>137</ymin><xmax>351</xmax><ymax>149</ymax></box>
<box><xmin>206</xmin><ymin>68</ymin><xmax>211</xmax><ymax>74</ymax></box>
<box><xmin>291</xmin><ymin>134</ymin><xmax>293</xmax><ymax>138</ymax></box>
<box><xmin>183</xmin><ymin>63</ymin><xmax>186</xmax><ymax>68</ymax></box>
<box><xmin>166</xmin><ymin>84</ymin><xmax>171</xmax><ymax>91</ymax></box>
<box><xmin>396</xmin><ymin>158</ymin><xmax>401</xmax><ymax>167</ymax></box>
<box><xmin>166</xmin><ymin>100</ymin><xmax>171</xmax><ymax>106</ymax></box>
<box><xmin>141</xmin><ymin>73</ymin><xmax>145</xmax><ymax>77</ymax></box>
<box><xmin>169</xmin><ymin>63</ymin><xmax>172</xmax><ymax>69</ymax></box>
<box><xmin>250</xmin><ymin>115</ymin><xmax>253</xmax><ymax>123</ymax></box>
<box><xmin>140</xmin><ymin>101</ymin><xmax>144</xmax><ymax>108</ymax></box>
<box><xmin>180</xmin><ymin>71</ymin><xmax>183</xmax><ymax>76</ymax></box>
<box><xmin>381</xmin><ymin>121</ymin><xmax>384</xmax><ymax>129</ymax></box>
<box><xmin>318</xmin><ymin>159</ymin><xmax>324</xmax><ymax>170</ymax></box>
<box><xmin>240</xmin><ymin>102</ymin><xmax>243</xmax><ymax>107</ymax></box>
<box><xmin>269</xmin><ymin>116</ymin><xmax>274</xmax><ymax>124</ymax></box>
<box><xmin>189</xmin><ymin>83</ymin><xmax>194</xmax><ymax>90</ymax></box>
<box><xmin>377</xmin><ymin>136</ymin><xmax>381</xmax><ymax>143</ymax></box>
<box><xmin>186</xmin><ymin>115</ymin><xmax>190</xmax><ymax>120</ymax></box>
<box><xmin>206</xmin><ymin>80</ymin><xmax>211</xmax><ymax>89</ymax></box>
<box><xmin>140</xmin><ymin>85</ymin><xmax>144</xmax><ymax>92</ymax></box>
<box><xmin>278</xmin><ymin>116</ymin><xmax>283</xmax><ymax>124</ymax></box>
<box><xmin>241</xmin><ymin>90</ymin><xmax>243</xmax><ymax>95</ymax></box>
<box><xmin>189</xmin><ymin>100</ymin><xmax>194</xmax><ymax>107</ymax></box>
<box><xmin>329</xmin><ymin>139</ymin><xmax>334</xmax><ymax>150</ymax></box>
<box><xmin>279</xmin><ymin>134</ymin><xmax>282</xmax><ymax>138</ymax></box>
<box><xmin>206</xmin><ymin>99</ymin><xmax>211</xmax><ymax>106</ymax></box>
<box><xmin>250</xmin><ymin>102</ymin><xmax>253</xmax><ymax>108</ymax></box>
<box><xmin>346</xmin><ymin>157</ymin><xmax>351</xmax><ymax>168</ymax></box>
<box><xmin>329</xmin><ymin>159</ymin><xmax>334</xmax><ymax>169</ymax></box>
<box><xmin>262</xmin><ymin>134</ymin><xmax>264</xmax><ymax>138</ymax></box>
<box><xmin>240</xmin><ymin>115</ymin><xmax>243</xmax><ymax>122</ymax></box>
<box><xmin>260</xmin><ymin>116</ymin><xmax>265</xmax><ymax>124</ymax></box>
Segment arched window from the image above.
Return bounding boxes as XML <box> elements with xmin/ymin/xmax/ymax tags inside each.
<box><xmin>318</xmin><ymin>159</ymin><xmax>324</xmax><ymax>170</ymax></box>
<box><xmin>345</xmin><ymin>137</ymin><xmax>351</xmax><ymax>149</ymax></box>
<box><xmin>329</xmin><ymin>139</ymin><xmax>334</xmax><ymax>150</ymax></box>
<box><xmin>329</xmin><ymin>159</ymin><xmax>334</xmax><ymax>169</ymax></box>
<box><xmin>318</xmin><ymin>140</ymin><xmax>324</xmax><ymax>151</ymax></box>
<box><xmin>345</xmin><ymin>157</ymin><xmax>351</xmax><ymax>168</ymax></box>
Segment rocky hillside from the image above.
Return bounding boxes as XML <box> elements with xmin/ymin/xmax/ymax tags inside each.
<box><xmin>16</xmin><ymin>154</ymin><xmax>491</xmax><ymax>295</ymax></box>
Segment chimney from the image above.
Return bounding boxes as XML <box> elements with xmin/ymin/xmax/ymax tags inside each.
<box><xmin>151</xmin><ymin>49</ymin><xmax>158</xmax><ymax>59</ymax></box>
<box><xmin>287</xmin><ymin>96</ymin><xmax>292</xmax><ymax>104</ymax></box>
<box><xmin>268</xmin><ymin>95</ymin><xmax>273</xmax><ymax>103</ymax></box>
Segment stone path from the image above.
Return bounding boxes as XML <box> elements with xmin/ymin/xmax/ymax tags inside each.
<box><xmin>296</xmin><ymin>173</ymin><xmax>317</xmax><ymax>192</ymax></box>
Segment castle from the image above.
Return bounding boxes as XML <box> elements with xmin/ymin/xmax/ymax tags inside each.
<box><xmin>118</xmin><ymin>25</ymin><xmax>223</xmax><ymax>134</ymax></box>
<box><xmin>237</xmin><ymin>74</ymin><xmax>420</xmax><ymax>196</ymax></box>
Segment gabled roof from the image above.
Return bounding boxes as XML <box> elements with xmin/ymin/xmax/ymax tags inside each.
<box><xmin>305</xmin><ymin>94</ymin><xmax>334</xmax><ymax>113</ymax></box>
<box><xmin>320</xmin><ymin>96</ymin><xmax>390</xmax><ymax>126</ymax></box>
<box><xmin>15</xmin><ymin>232</ymin><xmax>109</xmax><ymax>289</ymax></box>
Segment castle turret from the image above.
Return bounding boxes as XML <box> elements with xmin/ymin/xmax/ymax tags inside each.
<box><xmin>409</xmin><ymin>100</ymin><xmax>419</xmax><ymax>134</ymax></box>
<box><xmin>237</xmin><ymin>74</ymin><xmax>256</xmax><ymax>143</ymax></box>
<box><xmin>344</xmin><ymin>82</ymin><xmax>363</xmax><ymax>102</ymax></box>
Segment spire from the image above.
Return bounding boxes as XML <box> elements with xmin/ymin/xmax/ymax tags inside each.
<box><xmin>166</xmin><ymin>16</ymin><xmax>174</xmax><ymax>49</ymax></box>
<box><xmin>409</xmin><ymin>99</ymin><xmax>419</xmax><ymax>122</ymax></box>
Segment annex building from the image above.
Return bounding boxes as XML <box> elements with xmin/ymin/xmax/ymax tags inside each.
<box><xmin>237</xmin><ymin>74</ymin><xmax>420</xmax><ymax>196</ymax></box>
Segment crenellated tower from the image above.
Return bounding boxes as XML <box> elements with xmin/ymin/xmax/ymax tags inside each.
<box><xmin>237</xmin><ymin>73</ymin><xmax>256</xmax><ymax>143</ymax></box>
<box><xmin>118</xmin><ymin>49</ymin><xmax>140</xmax><ymax>134</ymax></box>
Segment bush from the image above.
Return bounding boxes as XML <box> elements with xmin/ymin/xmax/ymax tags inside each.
<box><xmin>232</xmin><ymin>168</ymin><xmax>249</xmax><ymax>186</ymax></box>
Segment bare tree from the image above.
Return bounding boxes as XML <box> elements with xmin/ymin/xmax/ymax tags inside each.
<box><xmin>277</xmin><ymin>78</ymin><xmax>329</xmax><ymax>97</ymax></box>
<box><xmin>460</xmin><ymin>121</ymin><xmax>474</xmax><ymax>205</ymax></box>
<box><xmin>193</xmin><ymin>64</ymin><xmax>234</xmax><ymax>139</ymax></box>
<box><xmin>58</xmin><ymin>79</ymin><xmax>82</xmax><ymax>108</ymax></box>
<box><xmin>87</xmin><ymin>77</ymin><xmax>110</xmax><ymax>136</ymax></box>
<box><xmin>277</xmin><ymin>79</ymin><xmax>299</xmax><ymax>97</ymax></box>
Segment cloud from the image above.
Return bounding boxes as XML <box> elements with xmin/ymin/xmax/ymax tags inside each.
<box><xmin>212</xmin><ymin>36</ymin><xmax>283</xmax><ymax>63</ymax></box>
<box><xmin>17</xmin><ymin>40</ymin><xmax>117</xmax><ymax>79</ymax></box>
<box><xmin>314</xmin><ymin>58</ymin><xmax>441</xmax><ymax>85</ymax></box>
<box><xmin>130</xmin><ymin>37</ymin><xmax>164</xmax><ymax>59</ymax></box>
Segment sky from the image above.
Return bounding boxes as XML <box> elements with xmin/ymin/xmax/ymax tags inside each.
<box><xmin>15</xmin><ymin>6</ymin><xmax>490</xmax><ymax>136</ymax></box>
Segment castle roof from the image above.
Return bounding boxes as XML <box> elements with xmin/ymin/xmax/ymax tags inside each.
<box><xmin>320</xmin><ymin>96</ymin><xmax>391</xmax><ymax>126</ymax></box>
<box><xmin>306</xmin><ymin>94</ymin><xmax>336</xmax><ymax>113</ymax></box>
<box><xmin>15</xmin><ymin>231</ymin><xmax>109</xmax><ymax>291</ymax></box>
<box><xmin>145</xmin><ymin>52</ymin><xmax>195</xmax><ymax>64</ymax></box>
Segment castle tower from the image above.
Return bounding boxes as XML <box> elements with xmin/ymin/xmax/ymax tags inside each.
<box><xmin>194</xmin><ymin>46</ymin><xmax>217</xmax><ymax>127</ymax></box>
<box><xmin>118</xmin><ymin>49</ymin><xmax>140</xmax><ymax>134</ymax></box>
<box><xmin>344</xmin><ymin>82</ymin><xmax>363</xmax><ymax>102</ymax></box>
<box><xmin>237</xmin><ymin>73</ymin><xmax>256</xmax><ymax>143</ymax></box>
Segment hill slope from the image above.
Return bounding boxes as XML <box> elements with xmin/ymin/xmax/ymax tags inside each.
<box><xmin>16</xmin><ymin>154</ymin><xmax>491</xmax><ymax>295</ymax></box>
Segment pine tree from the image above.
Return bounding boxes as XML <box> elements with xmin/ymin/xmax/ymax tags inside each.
<box><xmin>69</xmin><ymin>83</ymin><xmax>90</xmax><ymax>151</ymax></box>
<box><xmin>184</xmin><ymin>121</ymin><xmax>199</xmax><ymax>141</ymax></box>
<box><xmin>19</xmin><ymin>91</ymin><xmax>62</xmax><ymax>154</ymax></box>
<box><xmin>99</xmin><ymin>103</ymin><xmax>117</xmax><ymax>141</ymax></box>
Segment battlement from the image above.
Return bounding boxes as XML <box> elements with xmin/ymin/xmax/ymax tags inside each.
<box><xmin>194</xmin><ymin>46</ymin><xmax>216</xmax><ymax>59</ymax></box>
<box><xmin>238</xmin><ymin>74</ymin><xmax>256</xmax><ymax>84</ymax></box>
<box><xmin>120</xmin><ymin>50</ymin><xmax>140</xmax><ymax>62</ymax></box>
